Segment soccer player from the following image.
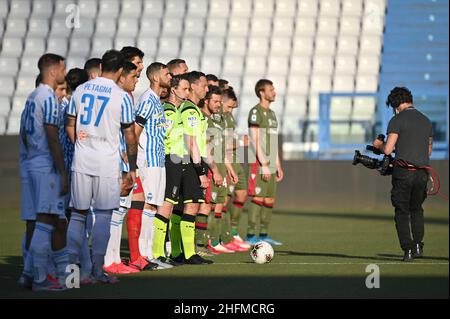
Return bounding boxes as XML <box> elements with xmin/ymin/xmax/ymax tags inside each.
<box><xmin>167</xmin><ymin>59</ymin><xmax>189</xmax><ymax>76</ymax></box>
<box><xmin>66</xmin><ymin>50</ymin><xmax>137</xmax><ymax>283</ymax></box>
<box><xmin>151</xmin><ymin>74</ymin><xmax>189</xmax><ymax>264</ymax></box>
<box><xmin>134</xmin><ymin>62</ymin><xmax>173</xmax><ymax>269</ymax></box>
<box><xmin>120</xmin><ymin>46</ymin><xmax>145</xmax><ymax>77</ymax></box>
<box><xmin>219</xmin><ymin>79</ymin><xmax>229</xmax><ymax>92</ymax></box>
<box><xmin>104</xmin><ymin>62</ymin><xmax>140</xmax><ymax>274</ymax></box>
<box><xmin>206</xmin><ymin>74</ymin><xmax>220</xmax><ymax>87</ymax></box>
<box><xmin>19</xmin><ymin>53</ymin><xmax>69</xmax><ymax>291</ymax></box>
<box><xmin>84</xmin><ymin>58</ymin><xmax>102</xmax><ymax>80</ymax></box>
<box><xmin>221</xmin><ymin>88</ymin><xmax>251</xmax><ymax>248</ymax></box>
<box><xmin>176</xmin><ymin>71</ymin><xmax>216</xmax><ymax>264</ymax></box>
<box><xmin>55</xmin><ymin>81</ymin><xmax>68</xmax><ymax>104</ymax></box>
<box><xmin>247</xmin><ymin>79</ymin><xmax>284</xmax><ymax>246</ymax></box>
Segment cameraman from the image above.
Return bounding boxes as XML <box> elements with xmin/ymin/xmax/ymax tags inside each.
<box><xmin>373</xmin><ymin>87</ymin><xmax>433</xmax><ymax>262</ymax></box>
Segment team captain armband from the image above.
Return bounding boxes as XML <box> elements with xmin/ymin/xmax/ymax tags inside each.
<box><xmin>135</xmin><ymin>116</ymin><xmax>147</xmax><ymax>127</ymax></box>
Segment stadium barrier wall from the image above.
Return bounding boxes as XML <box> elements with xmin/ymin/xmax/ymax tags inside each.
<box><xmin>0</xmin><ymin>136</ymin><xmax>448</xmax><ymax>213</ymax></box>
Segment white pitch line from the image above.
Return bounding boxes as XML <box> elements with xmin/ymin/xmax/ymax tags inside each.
<box><xmin>213</xmin><ymin>262</ymin><xmax>449</xmax><ymax>265</ymax></box>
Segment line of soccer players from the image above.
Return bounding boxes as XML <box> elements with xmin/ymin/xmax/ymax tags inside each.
<box><xmin>18</xmin><ymin>47</ymin><xmax>284</xmax><ymax>291</ymax></box>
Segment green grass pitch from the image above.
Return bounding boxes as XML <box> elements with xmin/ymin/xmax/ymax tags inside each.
<box><xmin>0</xmin><ymin>207</ymin><xmax>448</xmax><ymax>298</ymax></box>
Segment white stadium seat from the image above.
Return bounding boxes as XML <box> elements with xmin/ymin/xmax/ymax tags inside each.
<box><xmin>139</xmin><ymin>19</ymin><xmax>162</xmax><ymax>38</ymax></box>
<box><xmin>0</xmin><ymin>37</ymin><xmax>23</xmax><ymax>58</ymax></box>
<box><xmin>209</xmin><ymin>0</ymin><xmax>230</xmax><ymax>18</ymax></box>
<box><xmin>200</xmin><ymin>56</ymin><xmax>222</xmax><ymax>76</ymax></box>
<box><xmin>165</xmin><ymin>0</ymin><xmax>186</xmax><ymax>18</ymax></box>
<box><xmin>285</xmin><ymin>95</ymin><xmax>308</xmax><ymax>116</ymax></box>
<box><xmin>0</xmin><ymin>58</ymin><xmax>19</xmax><ymax>76</ymax></box>
<box><xmin>23</xmin><ymin>37</ymin><xmax>46</xmax><ymax>57</ymax></box>
<box><xmin>9</xmin><ymin>0</ymin><xmax>31</xmax><ymax>18</ymax></box>
<box><xmin>319</xmin><ymin>0</ymin><xmax>341</xmax><ymax>17</ymax></box>
<box><xmin>68</xmin><ymin>37</ymin><xmax>91</xmax><ymax>57</ymax></box>
<box><xmin>206</xmin><ymin>18</ymin><xmax>228</xmax><ymax>37</ymax></box>
<box><xmin>0</xmin><ymin>1</ymin><xmax>9</xmax><ymax>19</ymax></box>
<box><xmin>310</xmin><ymin>74</ymin><xmax>332</xmax><ymax>94</ymax></box>
<box><xmin>15</xmin><ymin>76</ymin><xmax>35</xmax><ymax>96</ymax></box>
<box><xmin>332</xmin><ymin>75</ymin><xmax>355</xmax><ymax>93</ymax></box>
<box><xmin>330</xmin><ymin>97</ymin><xmax>353</xmax><ymax>120</ymax></box>
<box><xmin>143</xmin><ymin>0</ymin><xmax>164</xmax><ymax>18</ymax></box>
<box><xmin>225</xmin><ymin>37</ymin><xmax>247</xmax><ymax>57</ymax></box>
<box><xmin>360</xmin><ymin>35</ymin><xmax>383</xmax><ymax>54</ymax></box>
<box><xmin>49</xmin><ymin>18</ymin><xmax>72</xmax><ymax>37</ymax></box>
<box><xmin>184</xmin><ymin>18</ymin><xmax>206</xmax><ymax>37</ymax></box>
<box><xmin>244</xmin><ymin>56</ymin><xmax>266</xmax><ymax>76</ymax></box>
<box><xmin>0</xmin><ymin>77</ymin><xmax>15</xmax><ymax>96</ymax></box>
<box><xmin>19</xmin><ymin>57</ymin><xmax>39</xmax><ymax>75</ymax></box>
<box><xmin>137</xmin><ymin>37</ymin><xmax>159</xmax><ymax>56</ymax></box>
<box><xmin>275</xmin><ymin>0</ymin><xmax>297</xmax><ymax>18</ymax></box>
<box><xmin>187</xmin><ymin>0</ymin><xmax>208</xmax><ymax>18</ymax></box>
<box><xmin>0</xmin><ymin>96</ymin><xmax>11</xmax><ymax>116</ymax></box>
<box><xmin>222</xmin><ymin>56</ymin><xmax>245</xmax><ymax>77</ymax></box>
<box><xmin>114</xmin><ymin>38</ymin><xmax>137</xmax><ymax>50</ymax></box>
<box><xmin>314</xmin><ymin>36</ymin><xmax>336</xmax><ymax>55</ymax></box>
<box><xmin>267</xmin><ymin>56</ymin><xmax>289</xmax><ymax>77</ymax></box>
<box><xmin>270</xmin><ymin>37</ymin><xmax>292</xmax><ymax>57</ymax></box>
<box><xmin>228</xmin><ymin>18</ymin><xmax>250</xmax><ymax>37</ymax></box>
<box><xmin>357</xmin><ymin>55</ymin><xmax>381</xmax><ymax>75</ymax></box>
<box><xmin>29</xmin><ymin>18</ymin><xmax>49</xmax><ymax>38</ymax></box>
<box><xmin>95</xmin><ymin>19</ymin><xmax>117</xmax><ymax>37</ymax></box>
<box><xmin>158</xmin><ymin>37</ymin><xmax>180</xmax><ymax>56</ymax></box>
<box><xmin>353</xmin><ymin>96</ymin><xmax>377</xmax><ymax>120</ymax></box>
<box><xmin>273</xmin><ymin>18</ymin><xmax>294</xmax><ymax>37</ymax></box>
<box><xmin>295</xmin><ymin>17</ymin><xmax>316</xmax><ymax>37</ymax></box>
<box><xmin>231</xmin><ymin>0</ymin><xmax>252</xmax><ymax>18</ymax></box>
<box><xmin>4</xmin><ymin>19</ymin><xmax>27</xmax><ymax>37</ymax></box>
<box><xmin>203</xmin><ymin>37</ymin><xmax>225</xmax><ymax>56</ymax></box>
<box><xmin>247</xmin><ymin>37</ymin><xmax>269</xmax><ymax>57</ymax></box>
<box><xmin>121</xmin><ymin>0</ymin><xmax>142</xmax><ymax>18</ymax></box>
<box><xmin>117</xmin><ymin>18</ymin><xmax>139</xmax><ymax>38</ymax></box>
<box><xmin>65</xmin><ymin>55</ymin><xmax>86</xmax><ymax>70</ymax></box>
<box><xmin>7</xmin><ymin>114</ymin><xmax>21</xmax><ymax>134</ymax></box>
<box><xmin>298</xmin><ymin>0</ymin><xmax>318</xmax><ymax>18</ymax></box>
<box><xmin>180</xmin><ymin>37</ymin><xmax>203</xmax><ymax>57</ymax></box>
<box><xmin>287</xmin><ymin>75</ymin><xmax>310</xmax><ymax>95</ymax></box>
<box><xmin>77</xmin><ymin>0</ymin><xmax>98</xmax><ymax>19</ymax></box>
<box><xmin>98</xmin><ymin>0</ymin><xmax>120</xmax><ymax>19</ymax></box>
<box><xmin>317</xmin><ymin>17</ymin><xmax>338</xmax><ymax>36</ymax></box>
<box><xmin>290</xmin><ymin>55</ymin><xmax>312</xmax><ymax>75</ymax></box>
<box><xmin>335</xmin><ymin>54</ymin><xmax>356</xmax><ymax>75</ymax></box>
<box><xmin>250</xmin><ymin>18</ymin><xmax>272</xmax><ymax>37</ymax></box>
<box><xmin>70</xmin><ymin>19</ymin><xmax>95</xmax><ymax>38</ymax></box>
<box><xmin>340</xmin><ymin>17</ymin><xmax>361</xmax><ymax>36</ymax></box>
<box><xmin>342</xmin><ymin>0</ymin><xmax>363</xmax><ymax>16</ymax></box>
<box><xmin>91</xmin><ymin>37</ymin><xmax>113</xmax><ymax>58</ymax></box>
<box><xmin>292</xmin><ymin>36</ymin><xmax>314</xmax><ymax>56</ymax></box>
<box><xmin>337</xmin><ymin>35</ymin><xmax>359</xmax><ymax>55</ymax></box>
<box><xmin>355</xmin><ymin>75</ymin><xmax>378</xmax><ymax>92</ymax></box>
<box><xmin>253</xmin><ymin>0</ymin><xmax>274</xmax><ymax>18</ymax></box>
<box><xmin>312</xmin><ymin>55</ymin><xmax>334</xmax><ymax>74</ymax></box>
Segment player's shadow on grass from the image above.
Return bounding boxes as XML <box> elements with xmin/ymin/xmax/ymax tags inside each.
<box><xmin>0</xmin><ymin>256</ymin><xmax>23</xmax><ymax>281</ymax></box>
<box><xmin>276</xmin><ymin>211</ymin><xmax>449</xmax><ymax>226</ymax></box>
<box><xmin>277</xmin><ymin>250</ymin><xmax>414</xmax><ymax>262</ymax></box>
<box><xmin>377</xmin><ymin>253</ymin><xmax>449</xmax><ymax>261</ymax></box>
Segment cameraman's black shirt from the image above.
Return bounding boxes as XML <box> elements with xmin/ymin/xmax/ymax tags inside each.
<box><xmin>387</xmin><ymin>107</ymin><xmax>433</xmax><ymax>166</ymax></box>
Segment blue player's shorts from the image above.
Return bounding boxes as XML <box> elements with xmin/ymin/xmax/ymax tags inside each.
<box><xmin>29</xmin><ymin>170</ymin><xmax>66</xmax><ymax>216</ymax></box>
<box><xmin>20</xmin><ymin>173</ymin><xmax>35</xmax><ymax>221</ymax></box>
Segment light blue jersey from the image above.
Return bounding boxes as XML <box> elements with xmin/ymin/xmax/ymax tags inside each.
<box><xmin>135</xmin><ymin>88</ymin><xmax>166</xmax><ymax>168</ymax></box>
<box><xmin>59</xmin><ymin>96</ymin><xmax>74</xmax><ymax>173</ymax></box>
<box><xmin>22</xmin><ymin>83</ymin><xmax>60</xmax><ymax>173</ymax></box>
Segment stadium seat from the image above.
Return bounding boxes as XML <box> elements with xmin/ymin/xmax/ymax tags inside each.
<box><xmin>65</xmin><ymin>55</ymin><xmax>86</xmax><ymax>70</ymax></box>
<box><xmin>275</xmin><ymin>0</ymin><xmax>297</xmax><ymax>18</ymax></box>
<box><xmin>49</xmin><ymin>18</ymin><xmax>72</xmax><ymax>37</ymax></box>
<box><xmin>285</xmin><ymin>95</ymin><xmax>308</xmax><ymax>117</ymax></box>
<box><xmin>348</xmin><ymin>124</ymin><xmax>366</xmax><ymax>143</ymax></box>
<box><xmin>298</xmin><ymin>0</ymin><xmax>319</xmax><ymax>17</ymax></box>
<box><xmin>222</xmin><ymin>56</ymin><xmax>245</xmax><ymax>77</ymax></box>
<box><xmin>244</xmin><ymin>56</ymin><xmax>266</xmax><ymax>76</ymax></box>
<box><xmin>360</xmin><ymin>35</ymin><xmax>383</xmax><ymax>54</ymax></box>
<box><xmin>0</xmin><ymin>96</ymin><xmax>11</xmax><ymax>116</ymax></box>
<box><xmin>161</xmin><ymin>18</ymin><xmax>183</xmax><ymax>37</ymax></box>
<box><xmin>28</xmin><ymin>19</ymin><xmax>48</xmax><ymax>37</ymax></box>
<box><xmin>268</xmin><ymin>76</ymin><xmax>287</xmax><ymax>95</ymax></box>
<box><xmin>242</xmin><ymin>76</ymin><xmax>262</xmax><ymax>95</ymax></box>
<box><xmin>342</xmin><ymin>0</ymin><xmax>363</xmax><ymax>17</ymax></box>
<box><xmin>114</xmin><ymin>38</ymin><xmax>136</xmax><ymax>50</ymax></box>
<box><xmin>117</xmin><ymin>18</ymin><xmax>139</xmax><ymax>38</ymax></box>
<box><xmin>6</xmin><ymin>114</ymin><xmax>21</xmax><ymax>134</ymax></box>
<box><xmin>225</xmin><ymin>37</ymin><xmax>247</xmax><ymax>57</ymax></box>
<box><xmin>22</xmin><ymin>37</ymin><xmax>46</xmax><ymax>57</ymax></box>
<box><xmin>143</xmin><ymin>0</ymin><xmax>164</xmax><ymax>18</ymax></box>
<box><xmin>11</xmin><ymin>95</ymin><xmax>27</xmax><ymax>115</ymax></box>
<box><xmin>77</xmin><ymin>0</ymin><xmax>98</xmax><ymax>19</ymax></box>
<box><xmin>317</xmin><ymin>17</ymin><xmax>338</xmax><ymax>36</ymax></box>
<box><xmin>250</xmin><ymin>18</ymin><xmax>272</xmax><ymax>37</ymax></box>
<box><xmin>319</xmin><ymin>0</ymin><xmax>341</xmax><ymax>17</ymax></box>
<box><xmin>247</xmin><ymin>37</ymin><xmax>269</xmax><ymax>57</ymax></box>
<box><xmin>314</xmin><ymin>36</ymin><xmax>337</xmax><ymax>55</ymax></box>
<box><xmin>0</xmin><ymin>20</ymin><xmax>4</xmax><ymax>39</ymax></box>
<box><xmin>134</xmin><ymin>76</ymin><xmax>149</xmax><ymax>97</ymax></box>
<box><xmin>337</xmin><ymin>35</ymin><xmax>359</xmax><ymax>55</ymax></box>
<box><xmin>0</xmin><ymin>77</ymin><xmax>15</xmax><ymax>96</ymax></box>
<box><xmin>206</xmin><ymin>18</ymin><xmax>228</xmax><ymax>37</ymax></box>
<box><xmin>136</xmin><ymin>37</ymin><xmax>159</xmax><ymax>56</ymax></box>
<box><xmin>15</xmin><ymin>76</ymin><xmax>35</xmax><ymax>96</ymax></box>
<box><xmin>330</xmin><ymin>97</ymin><xmax>353</xmax><ymax>120</ymax></box>
<box><xmin>290</xmin><ymin>55</ymin><xmax>312</xmax><ymax>75</ymax></box>
<box><xmin>312</xmin><ymin>55</ymin><xmax>334</xmax><ymax>74</ymax></box>
<box><xmin>287</xmin><ymin>75</ymin><xmax>310</xmax><ymax>95</ymax></box>
<box><xmin>357</xmin><ymin>55</ymin><xmax>381</xmax><ymax>75</ymax></box>
<box><xmin>0</xmin><ymin>37</ymin><xmax>23</xmax><ymax>58</ymax></box>
<box><xmin>203</xmin><ymin>37</ymin><xmax>225</xmax><ymax>56</ymax></box>
<box><xmin>267</xmin><ymin>56</ymin><xmax>289</xmax><ymax>77</ymax></box>
<box><xmin>180</xmin><ymin>37</ymin><xmax>203</xmax><ymax>57</ymax></box>
<box><xmin>330</xmin><ymin>123</ymin><xmax>351</xmax><ymax>144</ymax></box>
<box><xmin>295</xmin><ymin>17</ymin><xmax>317</xmax><ymax>37</ymax></box>
<box><xmin>239</xmin><ymin>94</ymin><xmax>256</xmax><ymax>117</ymax></box>
<box><xmin>362</xmin><ymin>16</ymin><xmax>385</xmax><ymax>36</ymax></box>
<box><xmin>68</xmin><ymin>37</ymin><xmax>91</xmax><ymax>58</ymax></box>
<box><xmin>18</xmin><ymin>57</ymin><xmax>39</xmax><ymax>75</ymax></box>
<box><xmin>158</xmin><ymin>37</ymin><xmax>180</xmax><ymax>56</ymax></box>
<box><xmin>335</xmin><ymin>54</ymin><xmax>356</xmax><ymax>75</ymax></box>
<box><xmin>0</xmin><ymin>58</ymin><xmax>19</xmax><ymax>76</ymax></box>
<box><xmin>270</xmin><ymin>37</ymin><xmax>292</xmax><ymax>57</ymax></box>
<box><xmin>340</xmin><ymin>16</ymin><xmax>361</xmax><ymax>36</ymax></box>
<box><xmin>223</xmin><ymin>75</ymin><xmax>241</xmax><ymax>93</ymax></box>
<box><xmin>187</xmin><ymin>0</ymin><xmax>208</xmax><ymax>18</ymax></box>
<box><xmin>307</xmin><ymin>96</ymin><xmax>320</xmax><ymax>121</ymax></box>
<box><xmin>355</xmin><ymin>75</ymin><xmax>378</xmax><ymax>92</ymax></box>
<box><xmin>209</xmin><ymin>0</ymin><xmax>230</xmax><ymax>18</ymax></box>
<box><xmin>121</xmin><ymin>0</ymin><xmax>142</xmax><ymax>18</ymax></box>
<box><xmin>231</xmin><ymin>0</ymin><xmax>252</xmax><ymax>18</ymax></box>
<box><xmin>9</xmin><ymin>0</ymin><xmax>31</xmax><ymax>19</ymax></box>
<box><xmin>332</xmin><ymin>75</ymin><xmax>355</xmax><ymax>93</ymax></box>
<box><xmin>53</xmin><ymin>0</ymin><xmax>76</xmax><ymax>17</ymax></box>
<box><xmin>70</xmin><ymin>19</ymin><xmax>95</xmax><ymax>38</ymax></box>
<box><xmin>139</xmin><ymin>19</ymin><xmax>162</xmax><ymax>38</ymax></box>
<box><xmin>4</xmin><ymin>19</ymin><xmax>27</xmax><ymax>37</ymax></box>
<box><xmin>292</xmin><ymin>36</ymin><xmax>314</xmax><ymax>56</ymax></box>
<box><xmin>98</xmin><ymin>0</ymin><xmax>120</xmax><ymax>19</ymax></box>
<box><xmin>95</xmin><ymin>19</ymin><xmax>117</xmax><ymax>37</ymax></box>
<box><xmin>184</xmin><ymin>17</ymin><xmax>206</xmax><ymax>36</ymax></box>
<box><xmin>310</xmin><ymin>75</ymin><xmax>332</xmax><ymax>94</ymax></box>
<box><xmin>0</xmin><ymin>1</ymin><xmax>8</xmax><ymax>19</ymax></box>
<box><xmin>273</xmin><ymin>18</ymin><xmax>294</xmax><ymax>37</ymax></box>
<box><xmin>253</xmin><ymin>0</ymin><xmax>274</xmax><ymax>18</ymax></box>
<box><xmin>271</xmin><ymin>95</ymin><xmax>285</xmax><ymax>115</ymax></box>
<box><xmin>200</xmin><ymin>56</ymin><xmax>222</xmax><ymax>77</ymax></box>
<box><xmin>165</xmin><ymin>0</ymin><xmax>186</xmax><ymax>18</ymax></box>
<box><xmin>228</xmin><ymin>18</ymin><xmax>250</xmax><ymax>37</ymax></box>
<box><xmin>353</xmin><ymin>96</ymin><xmax>377</xmax><ymax>120</ymax></box>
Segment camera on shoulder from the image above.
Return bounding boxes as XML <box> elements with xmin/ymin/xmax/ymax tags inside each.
<box><xmin>352</xmin><ymin>134</ymin><xmax>394</xmax><ymax>176</ymax></box>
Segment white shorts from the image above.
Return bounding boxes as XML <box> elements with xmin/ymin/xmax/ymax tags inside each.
<box><xmin>21</xmin><ymin>174</ymin><xmax>36</xmax><ymax>221</ymax></box>
<box><xmin>29</xmin><ymin>171</ymin><xmax>65</xmax><ymax>216</ymax></box>
<box><xmin>139</xmin><ymin>166</ymin><xmax>166</xmax><ymax>206</ymax></box>
<box><xmin>119</xmin><ymin>191</ymin><xmax>133</xmax><ymax>209</ymax></box>
<box><xmin>70</xmin><ymin>171</ymin><xmax>121</xmax><ymax>210</ymax></box>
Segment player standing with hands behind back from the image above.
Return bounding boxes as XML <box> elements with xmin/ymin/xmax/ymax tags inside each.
<box><xmin>372</xmin><ymin>87</ymin><xmax>433</xmax><ymax>262</ymax></box>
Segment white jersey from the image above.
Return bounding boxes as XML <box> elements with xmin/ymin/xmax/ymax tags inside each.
<box><xmin>21</xmin><ymin>83</ymin><xmax>60</xmax><ymax>173</ymax></box>
<box><xmin>67</xmin><ymin>77</ymin><xmax>134</xmax><ymax>178</ymax></box>
<box><xmin>135</xmin><ymin>88</ymin><xmax>166</xmax><ymax>168</ymax></box>
<box><xmin>119</xmin><ymin>92</ymin><xmax>136</xmax><ymax>173</ymax></box>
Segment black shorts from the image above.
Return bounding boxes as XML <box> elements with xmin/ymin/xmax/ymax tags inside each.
<box><xmin>179</xmin><ymin>163</ymin><xmax>206</xmax><ymax>204</ymax></box>
<box><xmin>164</xmin><ymin>155</ymin><xmax>183</xmax><ymax>205</ymax></box>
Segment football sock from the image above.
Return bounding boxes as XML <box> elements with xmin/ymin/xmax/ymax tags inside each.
<box><xmin>153</xmin><ymin>214</ymin><xmax>169</xmax><ymax>259</ymax></box>
<box><xmin>104</xmin><ymin>209</ymin><xmax>122</xmax><ymax>267</ymax></box>
<box><xmin>260</xmin><ymin>203</ymin><xmax>274</xmax><ymax>235</ymax></box>
<box><xmin>180</xmin><ymin>214</ymin><xmax>196</xmax><ymax>259</ymax></box>
<box><xmin>91</xmin><ymin>209</ymin><xmax>112</xmax><ymax>278</ymax></box>
<box><xmin>127</xmin><ymin>202</ymin><xmax>143</xmax><ymax>262</ymax></box>
<box><xmin>195</xmin><ymin>213</ymin><xmax>209</xmax><ymax>247</ymax></box>
<box><xmin>52</xmin><ymin>248</ymin><xmax>69</xmax><ymax>284</ymax></box>
<box><xmin>67</xmin><ymin>212</ymin><xmax>86</xmax><ymax>264</ymax></box>
<box><xmin>115</xmin><ymin>206</ymin><xmax>127</xmax><ymax>264</ymax></box>
<box><xmin>30</xmin><ymin>222</ymin><xmax>53</xmax><ymax>284</ymax></box>
<box><xmin>221</xmin><ymin>206</ymin><xmax>233</xmax><ymax>243</ymax></box>
<box><xmin>140</xmin><ymin>209</ymin><xmax>156</xmax><ymax>259</ymax></box>
<box><xmin>21</xmin><ymin>233</ymin><xmax>27</xmax><ymax>265</ymax></box>
<box><xmin>208</xmin><ymin>210</ymin><xmax>222</xmax><ymax>247</ymax></box>
<box><xmin>231</xmin><ymin>200</ymin><xmax>245</xmax><ymax>236</ymax></box>
<box><xmin>247</xmin><ymin>199</ymin><xmax>264</xmax><ymax>237</ymax></box>
<box><xmin>169</xmin><ymin>211</ymin><xmax>183</xmax><ymax>258</ymax></box>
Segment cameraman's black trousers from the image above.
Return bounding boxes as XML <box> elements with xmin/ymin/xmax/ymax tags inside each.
<box><xmin>391</xmin><ymin>167</ymin><xmax>428</xmax><ymax>251</ymax></box>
